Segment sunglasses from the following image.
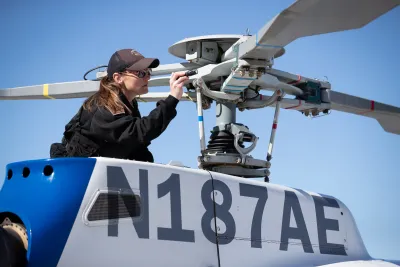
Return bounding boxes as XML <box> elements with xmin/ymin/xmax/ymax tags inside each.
<box><xmin>124</xmin><ymin>69</ymin><xmax>152</xmax><ymax>78</ymax></box>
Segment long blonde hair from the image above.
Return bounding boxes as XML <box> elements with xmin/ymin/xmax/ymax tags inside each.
<box><xmin>83</xmin><ymin>76</ymin><xmax>130</xmax><ymax>114</ymax></box>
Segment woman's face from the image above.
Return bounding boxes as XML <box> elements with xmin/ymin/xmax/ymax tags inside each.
<box><xmin>114</xmin><ymin>69</ymin><xmax>152</xmax><ymax>98</ymax></box>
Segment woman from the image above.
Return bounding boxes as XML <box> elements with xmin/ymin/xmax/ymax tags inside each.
<box><xmin>50</xmin><ymin>48</ymin><xmax>189</xmax><ymax>162</ymax></box>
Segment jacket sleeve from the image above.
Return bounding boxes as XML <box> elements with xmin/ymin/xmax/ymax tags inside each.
<box><xmin>90</xmin><ymin>95</ymin><xmax>179</xmax><ymax>148</ymax></box>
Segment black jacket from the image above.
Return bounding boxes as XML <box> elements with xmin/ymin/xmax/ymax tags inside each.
<box><xmin>50</xmin><ymin>92</ymin><xmax>179</xmax><ymax>162</ymax></box>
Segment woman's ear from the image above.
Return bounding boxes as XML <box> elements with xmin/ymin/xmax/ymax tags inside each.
<box><xmin>112</xmin><ymin>73</ymin><xmax>123</xmax><ymax>84</ymax></box>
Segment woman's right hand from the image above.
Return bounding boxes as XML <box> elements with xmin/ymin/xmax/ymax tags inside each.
<box><xmin>169</xmin><ymin>71</ymin><xmax>189</xmax><ymax>100</ymax></box>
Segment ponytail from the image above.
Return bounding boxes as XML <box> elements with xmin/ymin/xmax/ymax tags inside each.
<box><xmin>83</xmin><ymin>76</ymin><xmax>130</xmax><ymax>114</ymax></box>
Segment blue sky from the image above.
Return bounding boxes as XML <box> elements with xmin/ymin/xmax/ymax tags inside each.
<box><xmin>1</xmin><ymin>0</ymin><xmax>399</xmax><ymax>261</ymax></box>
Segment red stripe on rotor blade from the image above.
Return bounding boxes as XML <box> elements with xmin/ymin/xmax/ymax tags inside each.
<box><xmin>358</xmin><ymin>100</ymin><xmax>375</xmax><ymax>115</ymax></box>
<box><xmin>288</xmin><ymin>74</ymin><xmax>302</xmax><ymax>85</ymax></box>
<box><xmin>272</xmin><ymin>123</ymin><xmax>277</xmax><ymax>129</ymax></box>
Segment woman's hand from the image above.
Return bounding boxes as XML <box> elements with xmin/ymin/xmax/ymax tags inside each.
<box><xmin>169</xmin><ymin>71</ymin><xmax>189</xmax><ymax>100</ymax></box>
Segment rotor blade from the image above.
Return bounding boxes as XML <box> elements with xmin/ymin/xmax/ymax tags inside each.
<box><xmin>151</xmin><ymin>62</ymin><xmax>199</xmax><ymax>76</ymax></box>
<box><xmin>239</xmin><ymin>90</ymin><xmax>400</xmax><ymax>135</ymax></box>
<box><xmin>148</xmin><ymin>76</ymin><xmax>170</xmax><ymax>87</ymax></box>
<box><xmin>0</xmin><ymin>80</ymin><xmax>198</xmax><ymax>103</ymax></box>
<box><xmin>0</xmin><ymin>81</ymin><xmax>99</xmax><ymax>100</ymax></box>
<box><xmin>223</xmin><ymin>0</ymin><xmax>399</xmax><ymax>61</ymax></box>
<box><xmin>0</xmin><ymin>62</ymin><xmax>217</xmax><ymax>100</ymax></box>
<box><xmin>322</xmin><ymin>90</ymin><xmax>400</xmax><ymax>135</ymax></box>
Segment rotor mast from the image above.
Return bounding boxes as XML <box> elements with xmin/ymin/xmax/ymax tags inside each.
<box><xmin>193</xmin><ymin>75</ymin><xmax>274</xmax><ymax>182</ymax></box>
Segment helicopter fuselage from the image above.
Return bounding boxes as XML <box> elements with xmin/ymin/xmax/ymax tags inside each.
<box><xmin>1</xmin><ymin>157</ymin><xmax>397</xmax><ymax>267</ymax></box>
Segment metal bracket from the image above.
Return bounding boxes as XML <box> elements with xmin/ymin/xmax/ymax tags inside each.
<box><xmin>229</xmin><ymin>123</ymin><xmax>258</xmax><ymax>162</ymax></box>
<box><xmin>234</xmin><ymin>132</ymin><xmax>258</xmax><ymax>156</ymax></box>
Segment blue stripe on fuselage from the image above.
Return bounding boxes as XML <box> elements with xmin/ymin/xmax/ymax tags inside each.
<box><xmin>0</xmin><ymin>157</ymin><xmax>96</xmax><ymax>267</ymax></box>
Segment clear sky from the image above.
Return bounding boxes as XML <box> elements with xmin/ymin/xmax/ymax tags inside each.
<box><xmin>1</xmin><ymin>0</ymin><xmax>399</xmax><ymax>261</ymax></box>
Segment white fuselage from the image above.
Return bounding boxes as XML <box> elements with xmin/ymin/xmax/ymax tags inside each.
<box><xmin>56</xmin><ymin>157</ymin><xmax>381</xmax><ymax>267</ymax></box>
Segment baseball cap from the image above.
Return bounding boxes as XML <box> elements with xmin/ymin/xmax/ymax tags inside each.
<box><xmin>107</xmin><ymin>49</ymin><xmax>160</xmax><ymax>78</ymax></box>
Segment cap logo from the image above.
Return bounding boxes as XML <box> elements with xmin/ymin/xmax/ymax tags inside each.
<box><xmin>130</xmin><ymin>49</ymin><xmax>141</xmax><ymax>56</ymax></box>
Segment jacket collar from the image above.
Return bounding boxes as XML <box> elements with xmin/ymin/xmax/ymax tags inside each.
<box><xmin>118</xmin><ymin>91</ymin><xmax>137</xmax><ymax>114</ymax></box>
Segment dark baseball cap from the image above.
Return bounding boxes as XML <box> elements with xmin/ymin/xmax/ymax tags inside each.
<box><xmin>107</xmin><ymin>49</ymin><xmax>160</xmax><ymax>78</ymax></box>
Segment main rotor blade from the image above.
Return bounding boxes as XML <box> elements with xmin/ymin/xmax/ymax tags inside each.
<box><xmin>0</xmin><ymin>80</ymin><xmax>196</xmax><ymax>103</ymax></box>
<box><xmin>239</xmin><ymin>90</ymin><xmax>400</xmax><ymax>135</ymax></box>
<box><xmin>0</xmin><ymin>66</ymin><xmax>213</xmax><ymax>100</ymax></box>
<box><xmin>223</xmin><ymin>0</ymin><xmax>399</xmax><ymax>61</ymax></box>
<box><xmin>148</xmin><ymin>77</ymin><xmax>170</xmax><ymax>87</ymax></box>
<box><xmin>322</xmin><ymin>90</ymin><xmax>400</xmax><ymax>135</ymax></box>
<box><xmin>0</xmin><ymin>81</ymin><xmax>99</xmax><ymax>100</ymax></box>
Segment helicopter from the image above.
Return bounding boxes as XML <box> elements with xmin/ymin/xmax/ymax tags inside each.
<box><xmin>0</xmin><ymin>0</ymin><xmax>400</xmax><ymax>266</ymax></box>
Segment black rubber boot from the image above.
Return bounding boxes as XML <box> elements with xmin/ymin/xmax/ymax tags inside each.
<box><xmin>0</xmin><ymin>227</ymin><xmax>27</xmax><ymax>267</ymax></box>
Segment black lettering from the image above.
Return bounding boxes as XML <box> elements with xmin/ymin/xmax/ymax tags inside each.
<box><xmin>157</xmin><ymin>173</ymin><xmax>195</xmax><ymax>242</ymax></box>
<box><xmin>107</xmin><ymin>166</ymin><xmax>149</xmax><ymax>239</ymax></box>
<box><xmin>280</xmin><ymin>190</ymin><xmax>313</xmax><ymax>253</ymax></box>
<box><xmin>201</xmin><ymin>179</ymin><xmax>217</xmax><ymax>244</ymax></box>
<box><xmin>313</xmin><ymin>196</ymin><xmax>347</xmax><ymax>256</ymax></box>
<box><xmin>201</xmin><ymin>179</ymin><xmax>236</xmax><ymax>245</ymax></box>
<box><xmin>239</xmin><ymin>183</ymin><xmax>268</xmax><ymax>248</ymax></box>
